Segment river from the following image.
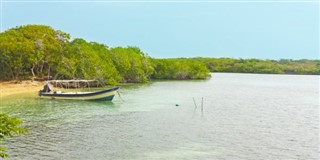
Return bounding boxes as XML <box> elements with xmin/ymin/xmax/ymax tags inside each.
<box><xmin>1</xmin><ymin>73</ymin><xmax>319</xmax><ymax>160</ymax></box>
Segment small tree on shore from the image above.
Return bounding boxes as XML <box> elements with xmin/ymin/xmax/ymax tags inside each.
<box><xmin>0</xmin><ymin>113</ymin><xmax>28</xmax><ymax>158</ymax></box>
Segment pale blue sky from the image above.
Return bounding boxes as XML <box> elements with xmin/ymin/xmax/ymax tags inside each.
<box><xmin>1</xmin><ymin>1</ymin><xmax>319</xmax><ymax>59</ymax></box>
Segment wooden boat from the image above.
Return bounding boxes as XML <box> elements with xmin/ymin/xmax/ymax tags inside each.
<box><xmin>39</xmin><ymin>83</ymin><xmax>119</xmax><ymax>101</ymax></box>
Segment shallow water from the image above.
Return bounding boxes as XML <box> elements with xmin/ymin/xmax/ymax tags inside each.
<box><xmin>1</xmin><ymin>73</ymin><xmax>319</xmax><ymax>160</ymax></box>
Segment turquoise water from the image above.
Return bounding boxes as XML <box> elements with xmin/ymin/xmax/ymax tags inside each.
<box><xmin>1</xmin><ymin>73</ymin><xmax>319</xmax><ymax>160</ymax></box>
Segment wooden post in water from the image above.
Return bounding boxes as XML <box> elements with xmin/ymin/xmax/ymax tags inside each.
<box><xmin>201</xmin><ymin>97</ymin><xmax>204</xmax><ymax>116</ymax></box>
<box><xmin>193</xmin><ymin>97</ymin><xmax>198</xmax><ymax>110</ymax></box>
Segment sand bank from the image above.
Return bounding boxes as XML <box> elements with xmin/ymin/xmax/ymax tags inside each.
<box><xmin>0</xmin><ymin>81</ymin><xmax>45</xmax><ymax>99</ymax></box>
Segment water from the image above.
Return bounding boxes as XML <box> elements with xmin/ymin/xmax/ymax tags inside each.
<box><xmin>1</xmin><ymin>73</ymin><xmax>319</xmax><ymax>160</ymax></box>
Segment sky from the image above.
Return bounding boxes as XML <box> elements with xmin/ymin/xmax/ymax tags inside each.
<box><xmin>0</xmin><ymin>0</ymin><xmax>319</xmax><ymax>59</ymax></box>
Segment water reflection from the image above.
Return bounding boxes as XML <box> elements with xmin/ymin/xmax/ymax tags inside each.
<box><xmin>1</xmin><ymin>73</ymin><xmax>319</xmax><ymax>160</ymax></box>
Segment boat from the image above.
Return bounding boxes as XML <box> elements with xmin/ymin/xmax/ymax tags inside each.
<box><xmin>38</xmin><ymin>82</ymin><xmax>119</xmax><ymax>101</ymax></box>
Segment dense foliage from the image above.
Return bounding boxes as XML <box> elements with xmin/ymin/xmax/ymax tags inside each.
<box><xmin>110</xmin><ymin>47</ymin><xmax>154</xmax><ymax>82</ymax></box>
<box><xmin>0</xmin><ymin>25</ymin><xmax>318</xmax><ymax>83</ymax></box>
<box><xmin>193</xmin><ymin>58</ymin><xmax>320</xmax><ymax>75</ymax></box>
<box><xmin>0</xmin><ymin>25</ymin><xmax>70</xmax><ymax>81</ymax></box>
<box><xmin>0</xmin><ymin>113</ymin><xmax>28</xmax><ymax>158</ymax></box>
<box><xmin>152</xmin><ymin>58</ymin><xmax>211</xmax><ymax>79</ymax></box>
<box><xmin>55</xmin><ymin>38</ymin><xmax>121</xmax><ymax>85</ymax></box>
<box><xmin>0</xmin><ymin>25</ymin><xmax>210</xmax><ymax>82</ymax></box>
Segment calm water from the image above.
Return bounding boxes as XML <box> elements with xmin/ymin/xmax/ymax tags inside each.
<box><xmin>1</xmin><ymin>73</ymin><xmax>319</xmax><ymax>160</ymax></box>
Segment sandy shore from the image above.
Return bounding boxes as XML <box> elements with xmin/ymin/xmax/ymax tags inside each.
<box><xmin>0</xmin><ymin>81</ymin><xmax>45</xmax><ymax>99</ymax></box>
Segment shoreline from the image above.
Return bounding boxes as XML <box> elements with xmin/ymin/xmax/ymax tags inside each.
<box><xmin>0</xmin><ymin>81</ymin><xmax>45</xmax><ymax>99</ymax></box>
<box><xmin>1</xmin><ymin>72</ymin><xmax>318</xmax><ymax>99</ymax></box>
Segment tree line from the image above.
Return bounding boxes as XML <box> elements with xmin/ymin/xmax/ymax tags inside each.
<box><xmin>0</xmin><ymin>25</ymin><xmax>319</xmax><ymax>84</ymax></box>
<box><xmin>0</xmin><ymin>25</ymin><xmax>210</xmax><ymax>84</ymax></box>
<box><xmin>193</xmin><ymin>58</ymin><xmax>320</xmax><ymax>75</ymax></box>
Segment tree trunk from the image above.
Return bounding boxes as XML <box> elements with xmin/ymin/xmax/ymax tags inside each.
<box><xmin>31</xmin><ymin>65</ymin><xmax>36</xmax><ymax>81</ymax></box>
<box><xmin>46</xmin><ymin>65</ymin><xmax>51</xmax><ymax>80</ymax></box>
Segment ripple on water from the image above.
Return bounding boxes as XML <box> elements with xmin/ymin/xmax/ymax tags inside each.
<box><xmin>2</xmin><ymin>73</ymin><xmax>319</xmax><ymax>160</ymax></box>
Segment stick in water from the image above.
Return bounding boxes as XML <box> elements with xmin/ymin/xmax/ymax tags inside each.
<box><xmin>201</xmin><ymin>97</ymin><xmax>204</xmax><ymax>115</ymax></box>
<box><xmin>193</xmin><ymin>97</ymin><xmax>198</xmax><ymax>110</ymax></box>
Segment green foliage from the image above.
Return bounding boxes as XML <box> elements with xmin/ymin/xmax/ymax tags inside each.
<box><xmin>0</xmin><ymin>25</ymin><xmax>160</xmax><ymax>83</ymax></box>
<box><xmin>0</xmin><ymin>113</ymin><xmax>28</xmax><ymax>158</ymax></box>
<box><xmin>1</xmin><ymin>24</ymin><xmax>318</xmax><ymax>83</ymax></box>
<box><xmin>55</xmin><ymin>38</ymin><xmax>121</xmax><ymax>85</ymax></box>
<box><xmin>152</xmin><ymin>58</ymin><xmax>211</xmax><ymax>80</ymax></box>
<box><xmin>111</xmin><ymin>46</ymin><xmax>154</xmax><ymax>82</ymax></box>
<box><xmin>194</xmin><ymin>57</ymin><xmax>320</xmax><ymax>75</ymax></box>
<box><xmin>0</xmin><ymin>25</ymin><xmax>70</xmax><ymax>81</ymax></box>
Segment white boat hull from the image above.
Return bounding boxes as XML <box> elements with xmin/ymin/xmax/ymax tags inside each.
<box><xmin>39</xmin><ymin>87</ymin><xmax>119</xmax><ymax>101</ymax></box>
